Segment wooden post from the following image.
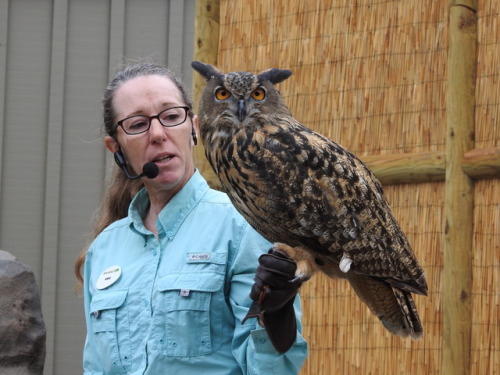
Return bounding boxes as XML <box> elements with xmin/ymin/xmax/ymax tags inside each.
<box><xmin>443</xmin><ymin>2</ymin><xmax>477</xmax><ymax>374</ymax></box>
<box><xmin>192</xmin><ymin>0</ymin><xmax>221</xmax><ymax>188</ymax></box>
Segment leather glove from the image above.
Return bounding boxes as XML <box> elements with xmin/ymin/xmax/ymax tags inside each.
<box><xmin>242</xmin><ymin>249</ymin><xmax>302</xmax><ymax>353</ymax></box>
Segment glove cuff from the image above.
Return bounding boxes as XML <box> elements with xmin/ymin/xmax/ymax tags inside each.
<box><xmin>261</xmin><ymin>297</ymin><xmax>297</xmax><ymax>353</ymax></box>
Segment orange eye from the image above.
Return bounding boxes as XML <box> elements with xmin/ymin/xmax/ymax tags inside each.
<box><xmin>215</xmin><ymin>87</ymin><xmax>231</xmax><ymax>100</ymax></box>
<box><xmin>251</xmin><ymin>87</ymin><xmax>266</xmax><ymax>101</ymax></box>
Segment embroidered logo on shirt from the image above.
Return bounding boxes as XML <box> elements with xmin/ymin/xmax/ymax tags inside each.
<box><xmin>187</xmin><ymin>253</ymin><xmax>211</xmax><ymax>262</ymax></box>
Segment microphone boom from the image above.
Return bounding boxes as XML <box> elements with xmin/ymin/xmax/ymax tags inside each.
<box><xmin>114</xmin><ymin>151</ymin><xmax>159</xmax><ymax>180</ymax></box>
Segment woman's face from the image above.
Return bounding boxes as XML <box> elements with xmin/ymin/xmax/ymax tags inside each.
<box><xmin>105</xmin><ymin>75</ymin><xmax>198</xmax><ymax>197</ymax></box>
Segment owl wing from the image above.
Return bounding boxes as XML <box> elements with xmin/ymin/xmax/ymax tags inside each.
<box><xmin>217</xmin><ymin>122</ymin><xmax>427</xmax><ymax>296</ymax></box>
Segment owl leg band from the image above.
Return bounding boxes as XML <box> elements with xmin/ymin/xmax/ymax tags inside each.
<box><xmin>242</xmin><ymin>249</ymin><xmax>302</xmax><ymax>353</ymax></box>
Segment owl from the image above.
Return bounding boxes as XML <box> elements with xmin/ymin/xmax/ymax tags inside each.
<box><xmin>191</xmin><ymin>61</ymin><xmax>428</xmax><ymax>339</ymax></box>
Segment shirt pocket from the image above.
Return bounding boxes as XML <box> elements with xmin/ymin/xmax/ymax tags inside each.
<box><xmin>90</xmin><ymin>289</ymin><xmax>131</xmax><ymax>374</ymax></box>
<box><xmin>155</xmin><ymin>273</ymin><xmax>224</xmax><ymax>357</ymax></box>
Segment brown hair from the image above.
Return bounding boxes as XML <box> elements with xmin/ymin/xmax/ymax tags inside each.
<box><xmin>74</xmin><ymin>60</ymin><xmax>193</xmax><ymax>288</ymax></box>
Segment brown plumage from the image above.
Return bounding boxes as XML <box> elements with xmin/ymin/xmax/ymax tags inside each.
<box><xmin>192</xmin><ymin>61</ymin><xmax>428</xmax><ymax>339</ymax></box>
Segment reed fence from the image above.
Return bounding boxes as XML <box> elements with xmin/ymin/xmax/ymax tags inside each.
<box><xmin>193</xmin><ymin>1</ymin><xmax>499</xmax><ymax>373</ymax></box>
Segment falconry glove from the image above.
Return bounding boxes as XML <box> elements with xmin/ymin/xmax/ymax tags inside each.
<box><xmin>242</xmin><ymin>249</ymin><xmax>301</xmax><ymax>353</ymax></box>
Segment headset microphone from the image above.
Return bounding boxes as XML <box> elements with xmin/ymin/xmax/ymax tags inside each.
<box><xmin>114</xmin><ymin>150</ymin><xmax>160</xmax><ymax>180</ymax></box>
<box><xmin>141</xmin><ymin>162</ymin><xmax>160</xmax><ymax>179</ymax></box>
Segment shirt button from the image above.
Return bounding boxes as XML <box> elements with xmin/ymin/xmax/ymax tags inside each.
<box><xmin>258</xmin><ymin>337</ymin><xmax>266</xmax><ymax>344</ymax></box>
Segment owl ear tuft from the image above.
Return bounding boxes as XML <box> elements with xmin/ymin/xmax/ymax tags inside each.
<box><xmin>258</xmin><ymin>68</ymin><xmax>293</xmax><ymax>85</ymax></box>
<box><xmin>191</xmin><ymin>61</ymin><xmax>222</xmax><ymax>81</ymax></box>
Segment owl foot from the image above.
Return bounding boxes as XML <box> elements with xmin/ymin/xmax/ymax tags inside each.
<box><xmin>271</xmin><ymin>243</ymin><xmax>318</xmax><ymax>283</ymax></box>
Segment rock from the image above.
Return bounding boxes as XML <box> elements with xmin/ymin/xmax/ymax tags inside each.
<box><xmin>0</xmin><ymin>250</ymin><xmax>46</xmax><ymax>375</ymax></box>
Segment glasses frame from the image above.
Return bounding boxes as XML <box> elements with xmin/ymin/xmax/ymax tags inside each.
<box><xmin>112</xmin><ymin>106</ymin><xmax>190</xmax><ymax>135</ymax></box>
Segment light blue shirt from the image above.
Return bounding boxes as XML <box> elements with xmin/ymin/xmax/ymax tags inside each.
<box><xmin>83</xmin><ymin>170</ymin><xmax>307</xmax><ymax>374</ymax></box>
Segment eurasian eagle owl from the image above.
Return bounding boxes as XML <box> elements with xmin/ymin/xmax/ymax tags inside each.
<box><xmin>192</xmin><ymin>61</ymin><xmax>427</xmax><ymax>339</ymax></box>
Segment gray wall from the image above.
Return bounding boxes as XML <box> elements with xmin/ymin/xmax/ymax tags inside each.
<box><xmin>0</xmin><ymin>0</ymin><xmax>196</xmax><ymax>373</ymax></box>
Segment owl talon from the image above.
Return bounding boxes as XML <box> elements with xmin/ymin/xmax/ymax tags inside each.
<box><xmin>290</xmin><ymin>275</ymin><xmax>309</xmax><ymax>285</ymax></box>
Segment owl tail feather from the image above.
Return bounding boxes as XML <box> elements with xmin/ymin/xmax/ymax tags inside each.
<box><xmin>391</xmin><ymin>288</ymin><xmax>423</xmax><ymax>339</ymax></box>
<box><xmin>346</xmin><ymin>273</ymin><xmax>423</xmax><ymax>339</ymax></box>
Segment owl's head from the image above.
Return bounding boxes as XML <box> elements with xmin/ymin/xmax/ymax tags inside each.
<box><xmin>192</xmin><ymin>61</ymin><xmax>293</xmax><ymax>138</ymax></box>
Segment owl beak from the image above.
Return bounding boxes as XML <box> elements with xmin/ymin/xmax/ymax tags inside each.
<box><xmin>237</xmin><ymin>99</ymin><xmax>246</xmax><ymax>122</ymax></box>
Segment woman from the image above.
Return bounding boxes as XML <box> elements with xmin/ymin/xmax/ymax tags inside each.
<box><xmin>74</xmin><ymin>61</ymin><xmax>308</xmax><ymax>374</ymax></box>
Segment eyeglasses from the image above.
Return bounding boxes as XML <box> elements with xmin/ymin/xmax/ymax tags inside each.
<box><xmin>112</xmin><ymin>106</ymin><xmax>190</xmax><ymax>135</ymax></box>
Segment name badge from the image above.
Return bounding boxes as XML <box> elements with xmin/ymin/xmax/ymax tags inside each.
<box><xmin>96</xmin><ymin>265</ymin><xmax>122</xmax><ymax>290</ymax></box>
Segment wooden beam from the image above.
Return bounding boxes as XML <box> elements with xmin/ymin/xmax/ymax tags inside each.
<box><xmin>192</xmin><ymin>0</ymin><xmax>221</xmax><ymax>187</ymax></box>
<box><xmin>192</xmin><ymin>0</ymin><xmax>220</xmax><ymax>107</ymax></box>
<box><xmin>463</xmin><ymin>146</ymin><xmax>500</xmax><ymax>179</ymax></box>
<box><xmin>361</xmin><ymin>151</ymin><xmax>446</xmax><ymax>185</ymax></box>
<box><xmin>443</xmin><ymin>2</ymin><xmax>477</xmax><ymax>374</ymax></box>
<box><xmin>359</xmin><ymin>146</ymin><xmax>500</xmax><ymax>186</ymax></box>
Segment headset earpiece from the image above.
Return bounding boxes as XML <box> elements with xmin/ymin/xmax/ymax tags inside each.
<box><xmin>114</xmin><ymin>150</ymin><xmax>127</xmax><ymax>168</ymax></box>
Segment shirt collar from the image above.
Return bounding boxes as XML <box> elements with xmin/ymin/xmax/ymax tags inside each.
<box><xmin>128</xmin><ymin>170</ymin><xmax>210</xmax><ymax>239</ymax></box>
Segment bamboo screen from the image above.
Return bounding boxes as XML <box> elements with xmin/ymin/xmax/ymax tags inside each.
<box><xmin>472</xmin><ymin>0</ymin><xmax>500</xmax><ymax>373</ymax></box>
<box><xmin>193</xmin><ymin>0</ymin><xmax>499</xmax><ymax>373</ymax></box>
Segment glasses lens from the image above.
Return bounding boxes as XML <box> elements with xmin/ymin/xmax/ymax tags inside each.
<box><xmin>122</xmin><ymin>116</ymin><xmax>150</xmax><ymax>134</ymax></box>
<box><xmin>158</xmin><ymin>107</ymin><xmax>187</xmax><ymax>127</ymax></box>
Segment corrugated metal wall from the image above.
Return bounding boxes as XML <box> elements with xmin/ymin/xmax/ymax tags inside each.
<box><xmin>0</xmin><ymin>1</ymin><xmax>195</xmax><ymax>373</ymax></box>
